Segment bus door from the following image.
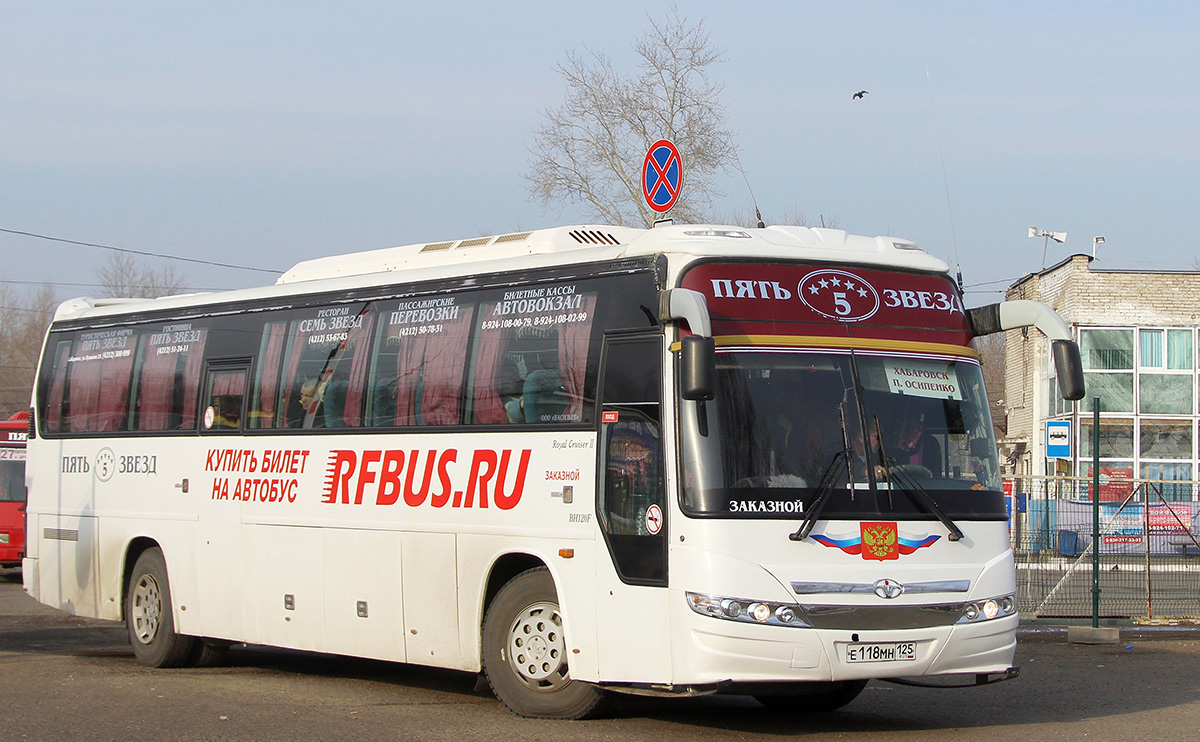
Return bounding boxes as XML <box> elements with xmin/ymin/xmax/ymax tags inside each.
<box><xmin>594</xmin><ymin>332</ymin><xmax>671</xmax><ymax>680</ymax></box>
<box><xmin>195</xmin><ymin>360</ymin><xmax>251</xmax><ymax>642</ymax></box>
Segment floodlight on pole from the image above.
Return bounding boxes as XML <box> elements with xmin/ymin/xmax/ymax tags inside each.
<box><xmin>1029</xmin><ymin>227</ymin><xmax>1067</xmax><ymax>269</ymax></box>
<box><xmin>1092</xmin><ymin>236</ymin><xmax>1105</xmax><ymax>258</ymax></box>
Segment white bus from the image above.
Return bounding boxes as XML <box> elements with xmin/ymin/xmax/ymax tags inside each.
<box><xmin>24</xmin><ymin>223</ymin><xmax>1083</xmax><ymax>718</ymax></box>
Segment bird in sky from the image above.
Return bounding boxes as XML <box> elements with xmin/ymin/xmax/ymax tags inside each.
<box><xmin>853</xmin><ymin>90</ymin><xmax>869</xmax><ymax>99</ymax></box>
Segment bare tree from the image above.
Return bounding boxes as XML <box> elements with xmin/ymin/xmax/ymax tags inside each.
<box><xmin>0</xmin><ymin>281</ymin><xmax>58</xmax><ymax>416</ymax></box>
<box><xmin>97</xmin><ymin>252</ymin><xmax>187</xmax><ymax>298</ymax></box>
<box><xmin>526</xmin><ymin>8</ymin><xmax>736</xmax><ymax>227</ymax></box>
<box><xmin>975</xmin><ymin>333</ymin><xmax>1007</xmax><ymax>437</ymax></box>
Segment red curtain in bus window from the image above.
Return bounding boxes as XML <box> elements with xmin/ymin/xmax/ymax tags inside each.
<box><xmin>393</xmin><ymin>305</ymin><xmax>475</xmax><ymax>425</ymax></box>
<box><xmin>212</xmin><ymin>370</ymin><xmax>245</xmax><ymax>396</ymax></box>
<box><xmin>67</xmin><ymin>359</ymin><xmax>102</xmax><ymax>431</ymax></box>
<box><xmin>279</xmin><ymin>318</ymin><xmax>325</xmax><ymax>426</ymax></box>
<box><xmin>390</xmin><ymin>343</ymin><xmax>422</xmax><ymax>425</ymax></box>
<box><xmin>135</xmin><ymin>341</ymin><xmax>179</xmax><ymax>430</ymax></box>
<box><xmin>251</xmin><ymin>322</ymin><xmax>288</xmax><ymax>429</ymax></box>
<box><xmin>180</xmin><ymin>340</ymin><xmax>207</xmax><ymax>428</ymax></box>
<box><xmin>419</xmin><ymin>306</ymin><xmax>473</xmax><ymax>425</ymax></box>
<box><xmin>556</xmin><ymin>294</ymin><xmax>598</xmax><ymax>421</ymax></box>
<box><xmin>471</xmin><ymin>316</ymin><xmax>512</xmax><ymax>425</ymax></box>
<box><xmin>332</xmin><ymin>313</ymin><xmax>376</xmax><ymax>427</ymax></box>
<box><xmin>390</xmin><ymin>307</ymin><xmax>465</xmax><ymax>425</ymax></box>
<box><xmin>68</xmin><ymin>353</ymin><xmax>134</xmax><ymax>432</ymax></box>
<box><xmin>136</xmin><ymin>329</ymin><xmax>210</xmax><ymax>431</ymax></box>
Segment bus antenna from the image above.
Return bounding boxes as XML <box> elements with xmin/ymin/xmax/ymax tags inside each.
<box><xmin>731</xmin><ymin>144</ymin><xmax>765</xmax><ymax>228</ymax></box>
<box><xmin>927</xmin><ymin>67</ymin><xmax>963</xmax><ymax>289</ymax></box>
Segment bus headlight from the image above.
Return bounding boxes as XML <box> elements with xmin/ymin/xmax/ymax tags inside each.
<box><xmin>687</xmin><ymin>592</ymin><xmax>810</xmax><ymax>628</ymax></box>
<box><xmin>0</xmin><ymin>533</ymin><xmax>8</xmax><ymax>545</ymax></box>
<box><xmin>958</xmin><ymin>594</ymin><xmax>1017</xmax><ymax>624</ymax></box>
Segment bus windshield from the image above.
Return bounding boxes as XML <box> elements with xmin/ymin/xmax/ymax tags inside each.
<box><xmin>684</xmin><ymin>350</ymin><xmax>1004</xmax><ymax>520</ymax></box>
<box><xmin>0</xmin><ymin>459</ymin><xmax>25</xmax><ymax>503</ymax></box>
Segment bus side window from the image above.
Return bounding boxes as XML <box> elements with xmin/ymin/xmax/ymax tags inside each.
<box><xmin>271</xmin><ymin>305</ymin><xmax>376</xmax><ymax>430</ymax></box>
<box><xmin>57</xmin><ymin>329</ymin><xmax>135</xmax><ymax>433</ymax></box>
<box><xmin>42</xmin><ymin>340</ymin><xmax>73</xmax><ymax>433</ymax></box>
<box><xmin>469</xmin><ymin>291</ymin><xmax>597</xmax><ymax>425</ymax></box>
<box><xmin>201</xmin><ymin>366</ymin><xmax>247</xmax><ymax>432</ymax></box>
<box><xmin>368</xmin><ymin>298</ymin><xmax>475</xmax><ymax>427</ymax></box>
<box><xmin>131</xmin><ymin>324</ymin><xmax>208</xmax><ymax>432</ymax></box>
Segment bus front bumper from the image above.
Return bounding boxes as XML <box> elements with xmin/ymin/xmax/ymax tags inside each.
<box><xmin>671</xmin><ymin>602</ymin><xmax>1018</xmax><ymax>685</ymax></box>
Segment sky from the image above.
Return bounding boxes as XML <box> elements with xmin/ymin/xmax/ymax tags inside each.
<box><xmin>2</xmin><ymin>1</ymin><xmax>1198</xmax><ymax>306</ymax></box>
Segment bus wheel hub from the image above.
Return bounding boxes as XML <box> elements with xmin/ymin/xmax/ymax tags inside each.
<box><xmin>509</xmin><ymin>601</ymin><xmax>565</xmax><ymax>683</ymax></box>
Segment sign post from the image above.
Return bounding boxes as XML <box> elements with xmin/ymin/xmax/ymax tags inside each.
<box><xmin>1091</xmin><ymin>398</ymin><xmax>1100</xmax><ymax>628</ymax></box>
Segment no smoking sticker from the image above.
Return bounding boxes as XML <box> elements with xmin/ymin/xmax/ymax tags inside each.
<box><xmin>644</xmin><ymin>504</ymin><xmax>663</xmax><ymax>535</ymax></box>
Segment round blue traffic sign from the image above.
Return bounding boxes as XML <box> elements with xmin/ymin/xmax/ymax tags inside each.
<box><xmin>642</xmin><ymin>139</ymin><xmax>682</xmax><ymax>213</ymax></box>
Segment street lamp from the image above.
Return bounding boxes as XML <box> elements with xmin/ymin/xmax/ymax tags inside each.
<box><xmin>1029</xmin><ymin>227</ymin><xmax>1067</xmax><ymax>270</ymax></box>
<box><xmin>1092</xmin><ymin>236</ymin><xmax>1105</xmax><ymax>258</ymax></box>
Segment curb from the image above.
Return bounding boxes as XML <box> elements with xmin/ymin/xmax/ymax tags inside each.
<box><xmin>1018</xmin><ymin>624</ymin><xmax>1200</xmax><ymax>641</ymax></box>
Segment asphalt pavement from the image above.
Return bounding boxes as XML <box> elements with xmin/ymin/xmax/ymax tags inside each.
<box><xmin>2</xmin><ymin>570</ymin><xmax>1199</xmax><ymax>741</ymax></box>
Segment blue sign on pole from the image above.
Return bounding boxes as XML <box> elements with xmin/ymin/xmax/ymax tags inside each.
<box><xmin>1047</xmin><ymin>420</ymin><xmax>1072</xmax><ymax>458</ymax></box>
<box><xmin>642</xmin><ymin>139</ymin><xmax>682</xmax><ymax>213</ymax></box>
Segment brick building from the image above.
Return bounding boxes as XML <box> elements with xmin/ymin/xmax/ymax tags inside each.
<box><xmin>1001</xmin><ymin>254</ymin><xmax>1200</xmax><ymax>500</ymax></box>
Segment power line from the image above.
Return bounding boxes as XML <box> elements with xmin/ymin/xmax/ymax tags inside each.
<box><xmin>0</xmin><ymin>278</ymin><xmax>225</xmax><ymax>292</ymax></box>
<box><xmin>0</xmin><ymin>304</ymin><xmax>56</xmax><ymax>315</ymax></box>
<box><xmin>963</xmin><ymin>276</ymin><xmax>1023</xmax><ymax>289</ymax></box>
<box><xmin>0</xmin><ymin>227</ymin><xmax>282</xmax><ymax>274</ymax></box>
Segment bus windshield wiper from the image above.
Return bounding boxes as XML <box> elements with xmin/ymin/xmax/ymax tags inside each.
<box><xmin>789</xmin><ymin>450</ymin><xmax>848</xmax><ymax>542</ymax></box>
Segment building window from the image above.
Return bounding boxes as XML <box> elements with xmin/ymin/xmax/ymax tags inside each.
<box><xmin>1169</xmin><ymin>329</ymin><xmax>1194</xmax><ymax>370</ymax></box>
<box><xmin>1139</xmin><ymin>462</ymin><xmax>1194</xmax><ymax>501</ymax></box>
<box><xmin>1141</xmin><ymin>328</ymin><xmax>1194</xmax><ymax>370</ymax></box>
<box><xmin>1139</xmin><ymin>374</ymin><xmax>1193</xmax><ymax>415</ymax></box>
<box><xmin>1137</xmin><ymin>328</ymin><xmax>1194</xmax><ymax>415</ymax></box>
<box><xmin>1082</xmin><ymin>329</ymin><xmax>1133</xmax><ymax>370</ymax></box>
<box><xmin>1080</xmin><ymin>328</ymin><xmax>1134</xmax><ymax>413</ymax></box>
<box><xmin>1139</xmin><ymin>420</ymin><xmax>1193</xmax><ymax>459</ymax></box>
<box><xmin>1080</xmin><ymin>418</ymin><xmax>1134</xmax><ymax>459</ymax></box>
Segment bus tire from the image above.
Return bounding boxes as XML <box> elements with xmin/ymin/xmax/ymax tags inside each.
<box><xmin>481</xmin><ymin>567</ymin><xmax>606</xmax><ymax>719</ymax></box>
<box><xmin>754</xmin><ymin>679</ymin><xmax>868</xmax><ymax>712</ymax></box>
<box><xmin>125</xmin><ymin>548</ymin><xmax>196</xmax><ymax>668</ymax></box>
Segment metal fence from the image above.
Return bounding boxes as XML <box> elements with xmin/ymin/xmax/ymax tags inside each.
<box><xmin>1010</xmin><ymin>475</ymin><xmax>1200</xmax><ymax>623</ymax></box>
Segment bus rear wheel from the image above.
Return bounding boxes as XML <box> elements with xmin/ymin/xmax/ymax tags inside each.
<box><xmin>754</xmin><ymin>679</ymin><xmax>868</xmax><ymax>712</ymax></box>
<box><xmin>481</xmin><ymin>567</ymin><xmax>606</xmax><ymax>719</ymax></box>
<box><xmin>125</xmin><ymin>548</ymin><xmax>196</xmax><ymax>668</ymax></box>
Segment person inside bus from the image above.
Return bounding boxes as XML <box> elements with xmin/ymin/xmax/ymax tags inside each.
<box><xmin>286</xmin><ymin>377</ymin><xmax>325</xmax><ymax>428</ymax></box>
<box><xmin>210</xmin><ymin>395</ymin><xmax>242</xmax><ymax>430</ymax></box>
<box><xmin>846</xmin><ymin>416</ymin><xmax>886</xmax><ymax>483</ymax></box>
<box><xmin>886</xmin><ymin>407</ymin><xmax>942</xmax><ymax>477</ymax></box>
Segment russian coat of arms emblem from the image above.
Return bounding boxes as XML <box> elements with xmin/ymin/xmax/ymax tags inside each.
<box><xmin>860</xmin><ymin>521</ymin><xmax>900</xmax><ymax>561</ymax></box>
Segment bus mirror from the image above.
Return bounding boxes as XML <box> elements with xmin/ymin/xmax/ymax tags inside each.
<box><xmin>681</xmin><ymin>336</ymin><xmax>716</xmax><ymax>401</ymax></box>
<box><xmin>1053</xmin><ymin>340</ymin><xmax>1086</xmax><ymax>401</ymax></box>
<box><xmin>970</xmin><ymin>437</ymin><xmax>994</xmax><ymax>458</ymax></box>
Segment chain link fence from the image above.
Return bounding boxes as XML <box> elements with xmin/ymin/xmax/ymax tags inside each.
<box><xmin>1009</xmin><ymin>475</ymin><xmax>1200</xmax><ymax>623</ymax></box>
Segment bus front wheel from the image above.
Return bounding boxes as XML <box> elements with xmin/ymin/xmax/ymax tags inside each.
<box><xmin>481</xmin><ymin>567</ymin><xmax>606</xmax><ymax>719</ymax></box>
<box><xmin>125</xmin><ymin>548</ymin><xmax>196</xmax><ymax>668</ymax></box>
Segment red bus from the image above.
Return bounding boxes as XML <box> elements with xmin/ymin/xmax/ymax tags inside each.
<box><xmin>0</xmin><ymin>412</ymin><xmax>29</xmax><ymax>570</ymax></box>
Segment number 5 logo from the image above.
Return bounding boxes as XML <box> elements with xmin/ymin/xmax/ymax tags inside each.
<box><xmin>799</xmin><ymin>270</ymin><xmax>880</xmax><ymax>322</ymax></box>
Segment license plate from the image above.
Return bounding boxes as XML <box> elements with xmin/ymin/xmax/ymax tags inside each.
<box><xmin>846</xmin><ymin>642</ymin><xmax>916</xmax><ymax>663</ymax></box>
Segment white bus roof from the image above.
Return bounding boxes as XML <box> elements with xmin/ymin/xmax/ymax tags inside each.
<box><xmin>52</xmin><ymin>223</ymin><xmax>950</xmax><ymax>323</ymax></box>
